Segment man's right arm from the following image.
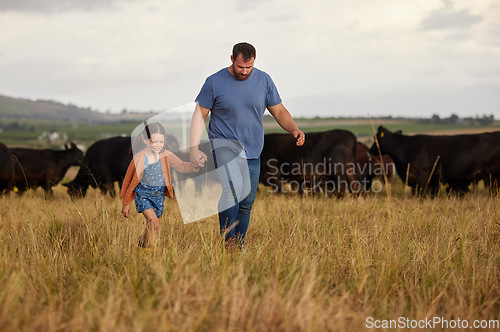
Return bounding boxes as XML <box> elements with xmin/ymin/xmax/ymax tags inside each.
<box><xmin>190</xmin><ymin>104</ymin><xmax>210</xmax><ymax>167</ymax></box>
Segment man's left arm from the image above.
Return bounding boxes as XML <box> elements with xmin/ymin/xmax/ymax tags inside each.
<box><xmin>267</xmin><ymin>103</ymin><xmax>305</xmax><ymax>146</ymax></box>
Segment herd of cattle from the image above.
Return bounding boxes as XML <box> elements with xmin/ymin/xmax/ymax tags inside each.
<box><xmin>371</xmin><ymin>126</ymin><xmax>500</xmax><ymax>196</ymax></box>
<box><xmin>0</xmin><ymin>126</ymin><xmax>498</xmax><ymax>198</ymax></box>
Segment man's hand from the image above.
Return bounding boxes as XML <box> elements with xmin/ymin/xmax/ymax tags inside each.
<box><xmin>190</xmin><ymin>147</ymin><xmax>208</xmax><ymax>167</ymax></box>
<box><xmin>122</xmin><ymin>204</ymin><xmax>130</xmax><ymax>218</ymax></box>
<box><xmin>267</xmin><ymin>103</ymin><xmax>305</xmax><ymax>147</ymax></box>
<box><xmin>292</xmin><ymin>129</ymin><xmax>305</xmax><ymax>146</ymax></box>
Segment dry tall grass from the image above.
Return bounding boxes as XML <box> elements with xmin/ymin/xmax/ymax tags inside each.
<box><xmin>0</xmin><ymin>183</ymin><xmax>499</xmax><ymax>331</ymax></box>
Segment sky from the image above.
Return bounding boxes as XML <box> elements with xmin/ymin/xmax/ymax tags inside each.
<box><xmin>0</xmin><ymin>0</ymin><xmax>499</xmax><ymax>118</ymax></box>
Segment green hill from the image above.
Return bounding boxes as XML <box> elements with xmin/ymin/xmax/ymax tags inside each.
<box><xmin>0</xmin><ymin>95</ymin><xmax>109</xmax><ymax>123</ymax></box>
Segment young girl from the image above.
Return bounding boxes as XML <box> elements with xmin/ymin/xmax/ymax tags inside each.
<box><xmin>120</xmin><ymin>122</ymin><xmax>199</xmax><ymax>247</ymax></box>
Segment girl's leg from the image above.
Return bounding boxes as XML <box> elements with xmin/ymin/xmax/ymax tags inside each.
<box><xmin>140</xmin><ymin>208</ymin><xmax>160</xmax><ymax>246</ymax></box>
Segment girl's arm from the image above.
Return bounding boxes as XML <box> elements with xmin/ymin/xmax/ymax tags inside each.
<box><xmin>166</xmin><ymin>151</ymin><xmax>199</xmax><ymax>173</ymax></box>
<box><xmin>120</xmin><ymin>163</ymin><xmax>133</xmax><ymax>218</ymax></box>
<box><xmin>120</xmin><ymin>160</ymin><xmax>137</xmax><ymax>205</ymax></box>
<box><xmin>120</xmin><ymin>162</ymin><xmax>135</xmax><ymax>197</ymax></box>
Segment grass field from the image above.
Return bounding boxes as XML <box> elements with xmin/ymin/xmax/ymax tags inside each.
<box><xmin>0</xmin><ymin>180</ymin><xmax>499</xmax><ymax>331</ymax></box>
<box><xmin>1</xmin><ymin>116</ymin><xmax>499</xmax><ymax>330</ymax></box>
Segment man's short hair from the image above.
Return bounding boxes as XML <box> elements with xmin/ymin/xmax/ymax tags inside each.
<box><xmin>232</xmin><ymin>42</ymin><xmax>256</xmax><ymax>61</ymax></box>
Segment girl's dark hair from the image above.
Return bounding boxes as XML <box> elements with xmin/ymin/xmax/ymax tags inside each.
<box><xmin>141</xmin><ymin>122</ymin><xmax>165</xmax><ymax>140</ymax></box>
<box><xmin>232</xmin><ymin>42</ymin><xmax>256</xmax><ymax>61</ymax></box>
<box><xmin>130</xmin><ymin>122</ymin><xmax>166</xmax><ymax>156</ymax></box>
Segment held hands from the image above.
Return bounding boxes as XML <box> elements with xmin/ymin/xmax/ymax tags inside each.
<box><xmin>122</xmin><ymin>204</ymin><xmax>130</xmax><ymax>218</ymax></box>
<box><xmin>292</xmin><ymin>129</ymin><xmax>306</xmax><ymax>146</ymax></box>
<box><xmin>190</xmin><ymin>148</ymin><xmax>208</xmax><ymax>168</ymax></box>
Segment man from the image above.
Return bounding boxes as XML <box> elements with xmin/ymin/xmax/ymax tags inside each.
<box><xmin>190</xmin><ymin>42</ymin><xmax>305</xmax><ymax>248</ymax></box>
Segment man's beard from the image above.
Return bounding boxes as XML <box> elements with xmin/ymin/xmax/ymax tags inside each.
<box><xmin>232</xmin><ymin>64</ymin><xmax>251</xmax><ymax>80</ymax></box>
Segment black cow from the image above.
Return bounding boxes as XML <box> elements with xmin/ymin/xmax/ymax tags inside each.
<box><xmin>64</xmin><ymin>135</ymin><xmax>180</xmax><ymax>198</ymax></box>
<box><xmin>0</xmin><ymin>142</ymin><xmax>14</xmax><ymax>195</ymax></box>
<box><xmin>368</xmin><ymin>126</ymin><xmax>500</xmax><ymax>196</ymax></box>
<box><xmin>9</xmin><ymin>143</ymin><xmax>84</xmax><ymax>196</ymax></box>
<box><xmin>477</xmin><ymin>139</ymin><xmax>500</xmax><ymax>192</ymax></box>
<box><xmin>357</xmin><ymin>142</ymin><xmax>394</xmax><ymax>191</ymax></box>
<box><xmin>260</xmin><ymin>130</ymin><xmax>360</xmax><ymax>196</ymax></box>
<box><xmin>64</xmin><ymin>136</ymin><xmax>132</xmax><ymax>198</ymax></box>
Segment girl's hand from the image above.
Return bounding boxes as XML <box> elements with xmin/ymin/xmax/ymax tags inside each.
<box><xmin>190</xmin><ymin>148</ymin><xmax>207</xmax><ymax>167</ymax></box>
<box><xmin>122</xmin><ymin>204</ymin><xmax>130</xmax><ymax>218</ymax></box>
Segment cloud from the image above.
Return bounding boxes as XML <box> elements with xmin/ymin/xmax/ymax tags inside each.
<box><xmin>420</xmin><ymin>4</ymin><xmax>483</xmax><ymax>30</ymax></box>
<box><xmin>0</xmin><ymin>0</ymin><xmax>497</xmax><ymax>117</ymax></box>
<box><xmin>0</xmin><ymin>0</ymin><xmax>135</xmax><ymax>13</ymax></box>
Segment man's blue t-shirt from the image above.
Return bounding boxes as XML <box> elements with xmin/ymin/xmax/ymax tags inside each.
<box><xmin>195</xmin><ymin>67</ymin><xmax>282</xmax><ymax>159</ymax></box>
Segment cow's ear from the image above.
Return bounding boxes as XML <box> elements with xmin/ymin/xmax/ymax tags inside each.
<box><xmin>378</xmin><ymin>126</ymin><xmax>385</xmax><ymax>138</ymax></box>
<box><xmin>70</xmin><ymin>142</ymin><xmax>77</xmax><ymax>149</ymax></box>
<box><xmin>64</xmin><ymin>143</ymin><xmax>69</xmax><ymax>150</ymax></box>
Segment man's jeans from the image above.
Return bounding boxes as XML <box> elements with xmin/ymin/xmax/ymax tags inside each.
<box><xmin>213</xmin><ymin>147</ymin><xmax>260</xmax><ymax>244</ymax></box>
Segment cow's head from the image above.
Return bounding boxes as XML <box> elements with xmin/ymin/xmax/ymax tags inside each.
<box><xmin>369</xmin><ymin>126</ymin><xmax>388</xmax><ymax>155</ymax></box>
<box><xmin>64</xmin><ymin>142</ymin><xmax>85</xmax><ymax>165</ymax></box>
<box><xmin>64</xmin><ymin>142</ymin><xmax>81</xmax><ymax>152</ymax></box>
<box><xmin>369</xmin><ymin>126</ymin><xmax>403</xmax><ymax>156</ymax></box>
<box><xmin>377</xmin><ymin>126</ymin><xmax>390</xmax><ymax>139</ymax></box>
